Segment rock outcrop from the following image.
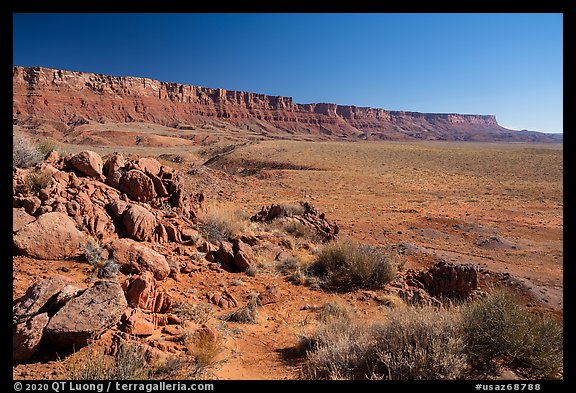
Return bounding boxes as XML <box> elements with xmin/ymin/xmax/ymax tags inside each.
<box><xmin>13</xmin><ymin>212</ymin><xmax>86</xmax><ymax>260</ymax></box>
<box><xmin>13</xmin><ymin>66</ymin><xmax>562</xmax><ymax>143</ymax></box>
<box><xmin>44</xmin><ymin>280</ymin><xmax>127</xmax><ymax>348</ymax></box>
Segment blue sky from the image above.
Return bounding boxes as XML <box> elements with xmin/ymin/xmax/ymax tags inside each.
<box><xmin>13</xmin><ymin>13</ymin><xmax>563</xmax><ymax>133</ymax></box>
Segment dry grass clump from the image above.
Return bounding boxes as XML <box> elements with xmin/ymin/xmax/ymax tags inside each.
<box><xmin>62</xmin><ymin>342</ymin><xmax>151</xmax><ymax>380</ymax></box>
<box><xmin>199</xmin><ymin>207</ymin><xmax>251</xmax><ymax>243</ymax></box>
<box><xmin>300</xmin><ymin>304</ymin><xmax>466</xmax><ymax>380</ymax></box>
<box><xmin>82</xmin><ymin>237</ymin><xmax>119</xmax><ymax>279</ymax></box>
<box><xmin>463</xmin><ymin>290</ymin><xmax>563</xmax><ymax>379</ymax></box>
<box><xmin>171</xmin><ymin>301</ymin><xmax>214</xmax><ymax>324</ymax></box>
<box><xmin>308</xmin><ymin>239</ymin><xmax>399</xmax><ymax>290</ymax></box>
<box><xmin>181</xmin><ymin>327</ymin><xmax>224</xmax><ymax>376</ymax></box>
<box><xmin>221</xmin><ymin>295</ymin><xmax>259</xmax><ymax>324</ymax></box>
<box><xmin>24</xmin><ymin>170</ymin><xmax>53</xmax><ymax>195</ymax></box>
<box><xmin>13</xmin><ymin>133</ymin><xmax>43</xmax><ymax>169</ymax></box>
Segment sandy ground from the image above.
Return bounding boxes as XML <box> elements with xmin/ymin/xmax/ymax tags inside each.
<box><xmin>12</xmin><ymin>129</ymin><xmax>563</xmax><ymax>380</ymax></box>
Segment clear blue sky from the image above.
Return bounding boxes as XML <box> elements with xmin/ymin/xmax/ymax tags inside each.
<box><xmin>13</xmin><ymin>13</ymin><xmax>563</xmax><ymax>133</ymax></box>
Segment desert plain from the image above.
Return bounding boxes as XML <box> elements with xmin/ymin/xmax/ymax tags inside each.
<box><xmin>12</xmin><ymin>122</ymin><xmax>563</xmax><ymax>379</ymax></box>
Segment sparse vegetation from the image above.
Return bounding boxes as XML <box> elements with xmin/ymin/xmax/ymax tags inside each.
<box><xmin>199</xmin><ymin>207</ymin><xmax>250</xmax><ymax>243</ymax></box>
<box><xmin>308</xmin><ymin>239</ymin><xmax>399</xmax><ymax>290</ymax></box>
<box><xmin>463</xmin><ymin>290</ymin><xmax>563</xmax><ymax>379</ymax></box>
<box><xmin>370</xmin><ymin>306</ymin><xmax>467</xmax><ymax>380</ymax></box>
<box><xmin>24</xmin><ymin>170</ymin><xmax>53</xmax><ymax>195</ymax></box>
<box><xmin>181</xmin><ymin>326</ymin><xmax>224</xmax><ymax>376</ymax></box>
<box><xmin>221</xmin><ymin>295</ymin><xmax>259</xmax><ymax>324</ymax></box>
<box><xmin>301</xmin><ymin>303</ymin><xmax>466</xmax><ymax>380</ymax></box>
<box><xmin>13</xmin><ymin>133</ymin><xmax>44</xmax><ymax>169</ymax></box>
<box><xmin>82</xmin><ymin>238</ymin><xmax>119</xmax><ymax>279</ymax></box>
<box><xmin>36</xmin><ymin>139</ymin><xmax>61</xmax><ymax>157</ymax></box>
<box><xmin>171</xmin><ymin>301</ymin><xmax>214</xmax><ymax>324</ymax></box>
<box><xmin>62</xmin><ymin>342</ymin><xmax>151</xmax><ymax>380</ymax></box>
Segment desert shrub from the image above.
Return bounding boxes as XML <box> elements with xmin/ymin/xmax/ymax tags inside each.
<box><xmin>62</xmin><ymin>345</ymin><xmax>114</xmax><ymax>380</ymax></box>
<box><xmin>301</xmin><ymin>304</ymin><xmax>466</xmax><ymax>380</ymax></box>
<box><xmin>24</xmin><ymin>170</ymin><xmax>53</xmax><ymax>195</ymax></box>
<box><xmin>36</xmin><ymin>139</ymin><xmax>60</xmax><ymax>156</ymax></box>
<box><xmin>463</xmin><ymin>290</ymin><xmax>563</xmax><ymax>378</ymax></box>
<box><xmin>370</xmin><ymin>306</ymin><xmax>467</xmax><ymax>380</ymax></box>
<box><xmin>62</xmin><ymin>342</ymin><xmax>151</xmax><ymax>380</ymax></box>
<box><xmin>280</xmin><ymin>202</ymin><xmax>306</xmax><ymax>216</ymax></box>
<box><xmin>308</xmin><ymin>239</ymin><xmax>399</xmax><ymax>290</ymax></box>
<box><xmin>182</xmin><ymin>327</ymin><xmax>224</xmax><ymax>376</ymax></box>
<box><xmin>221</xmin><ymin>296</ymin><xmax>259</xmax><ymax>324</ymax></box>
<box><xmin>171</xmin><ymin>301</ymin><xmax>214</xmax><ymax>324</ymax></box>
<box><xmin>113</xmin><ymin>342</ymin><xmax>152</xmax><ymax>380</ymax></box>
<box><xmin>97</xmin><ymin>259</ymin><xmax>120</xmax><ymax>279</ymax></box>
<box><xmin>13</xmin><ymin>133</ymin><xmax>43</xmax><ymax>169</ymax></box>
<box><xmin>300</xmin><ymin>302</ymin><xmax>371</xmax><ymax>379</ymax></box>
<box><xmin>199</xmin><ymin>207</ymin><xmax>249</xmax><ymax>243</ymax></box>
<box><xmin>83</xmin><ymin>237</ymin><xmax>104</xmax><ymax>267</ymax></box>
<box><xmin>281</xmin><ymin>220</ymin><xmax>321</xmax><ymax>242</ymax></box>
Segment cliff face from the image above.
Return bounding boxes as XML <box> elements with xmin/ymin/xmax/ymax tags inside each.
<box><xmin>13</xmin><ymin>66</ymin><xmax>561</xmax><ymax>142</ymax></box>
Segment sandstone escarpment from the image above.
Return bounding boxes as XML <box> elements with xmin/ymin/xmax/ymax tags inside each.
<box><xmin>13</xmin><ymin>66</ymin><xmax>560</xmax><ymax>142</ymax></box>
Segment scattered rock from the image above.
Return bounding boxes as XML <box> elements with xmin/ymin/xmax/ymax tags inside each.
<box><xmin>419</xmin><ymin>260</ymin><xmax>479</xmax><ymax>298</ymax></box>
<box><xmin>13</xmin><ymin>275</ymin><xmax>77</xmax><ymax>323</ymax></box>
<box><xmin>207</xmin><ymin>289</ymin><xmax>238</xmax><ymax>309</ymax></box>
<box><xmin>257</xmin><ymin>286</ymin><xmax>281</xmax><ymax>306</ymax></box>
<box><xmin>232</xmin><ymin>239</ymin><xmax>254</xmax><ymax>272</ymax></box>
<box><xmin>120</xmin><ymin>308</ymin><xmax>156</xmax><ymax>336</ymax></box>
<box><xmin>13</xmin><ymin>212</ymin><xmax>86</xmax><ymax>260</ymax></box>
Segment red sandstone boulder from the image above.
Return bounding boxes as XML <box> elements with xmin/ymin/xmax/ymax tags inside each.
<box><xmin>13</xmin><ymin>207</ymin><xmax>35</xmax><ymax>233</ymax></box>
<box><xmin>122</xmin><ymin>204</ymin><xmax>157</xmax><ymax>242</ymax></box>
<box><xmin>119</xmin><ymin>169</ymin><xmax>156</xmax><ymax>202</ymax></box>
<box><xmin>257</xmin><ymin>285</ymin><xmax>281</xmax><ymax>306</ymax></box>
<box><xmin>13</xmin><ymin>275</ymin><xmax>76</xmax><ymax>323</ymax></box>
<box><xmin>44</xmin><ymin>280</ymin><xmax>127</xmax><ymax>348</ymax></box>
<box><xmin>70</xmin><ymin>150</ymin><xmax>103</xmax><ymax>179</ymax></box>
<box><xmin>232</xmin><ymin>239</ymin><xmax>254</xmax><ymax>272</ymax></box>
<box><xmin>13</xmin><ymin>312</ymin><xmax>49</xmax><ymax>362</ymax></box>
<box><xmin>13</xmin><ymin>212</ymin><xmax>86</xmax><ymax>260</ymax></box>
<box><xmin>120</xmin><ymin>308</ymin><xmax>155</xmax><ymax>336</ymax></box>
<box><xmin>137</xmin><ymin>157</ymin><xmax>162</xmax><ymax>176</ymax></box>
<box><xmin>107</xmin><ymin>238</ymin><xmax>170</xmax><ymax>280</ymax></box>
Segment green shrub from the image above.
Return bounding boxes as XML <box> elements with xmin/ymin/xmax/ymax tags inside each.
<box><xmin>36</xmin><ymin>139</ymin><xmax>60</xmax><ymax>156</ymax></box>
<box><xmin>463</xmin><ymin>290</ymin><xmax>563</xmax><ymax>378</ymax></box>
<box><xmin>309</xmin><ymin>239</ymin><xmax>399</xmax><ymax>290</ymax></box>
<box><xmin>13</xmin><ymin>133</ymin><xmax>43</xmax><ymax>169</ymax></box>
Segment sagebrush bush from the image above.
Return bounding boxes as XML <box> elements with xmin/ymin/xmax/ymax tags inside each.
<box><xmin>463</xmin><ymin>290</ymin><xmax>563</xmax><ymax>378</ymax></box>
<box><xmin>300</xmin><ymin>301</ymin><xmax>371</xmax><ymax>380</ymax></box>
<box><xmin>171</xmin><ymin>301</ymin><xmax>214</xmax><ymax>324</ymax></box>
<box><xmin>36</xmin><ymin>139</ymin><xmax>60</xmax><ymax>156</ymax></box>
<box><xmin>63</xmin><ymin>342</ymin><xmax>151</xmax><ymax>380</ymax></box>
<box><xmin>309</xmin><ymin>239</ymin><xmax>399</xmax><ymax>290</ymax></box>
<box><xmin>13</xmin><ymin>133</ymin><xmax>43</xmax><ymax>169</ymax></box>
<box><xmin>371</xmin><ymin>306</ymin><xmax>467</xmax><ymax>380</ymax></box>
<box><xmin>199</xmin><ymin>207</ymin><xmax>250</xmax><ymax>243</ymax></box>
<box><xmin>301</xmin><ymin>304</ymin><xmax>466</xmax><ymax>380</ymax></box>
<box><xmin>182</xmin><ymin>326</ymin><xmax>224</xmax><ymax>374</ymax></box>
<box><xmin>83</xmin><ymin>237</ymin><xmax>104</xmax><ymax>267</ymax></box>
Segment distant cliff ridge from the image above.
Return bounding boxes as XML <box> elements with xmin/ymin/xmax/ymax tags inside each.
<box><xmin>13</xmin><ymin>66</ymin><xmax>562</xmax><ymax>142</ymax></box>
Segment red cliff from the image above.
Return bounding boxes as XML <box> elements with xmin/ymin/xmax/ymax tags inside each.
<box><xmin>13</xmin><ymin>66</ymin><xmax>560</xmax><ymax>142</ymax></box>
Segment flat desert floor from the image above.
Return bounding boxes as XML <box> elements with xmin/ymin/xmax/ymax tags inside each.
<box><xmin>13</xmin><ymin>135</ymin><xmax>563</xmax><ymax>380</ymax></box>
